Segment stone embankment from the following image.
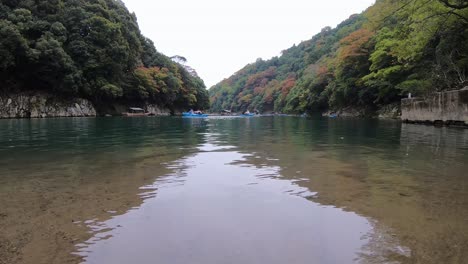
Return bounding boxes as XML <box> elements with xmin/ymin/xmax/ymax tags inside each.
<box><xmin>401</xmin><ymin>87</ymin><xmax>468</xmax><ymax>126</ymax></box>
<box><xmin>0</xmin><ymin>93</ymin><xmax>96</xmax><ymax>118</ymax></box>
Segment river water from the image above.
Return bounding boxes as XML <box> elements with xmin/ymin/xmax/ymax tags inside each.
<box><xmin>0</xmin><ymin>116</ymin><xmax>467</xmax><ymax>264</ymax></box>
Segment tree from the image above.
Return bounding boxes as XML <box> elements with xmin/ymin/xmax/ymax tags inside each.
<box><xmin>209</xmin><ymin>0</ymin><xmax>467</xmax><ymax>114</ymax></box>
<box><xmin>0</xmin><ymin>0</ymin><xmax>207</xmax><ymax>111</ymax></box>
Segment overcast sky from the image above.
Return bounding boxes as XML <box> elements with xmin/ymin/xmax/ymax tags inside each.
<box><xmin>123</xmin><ymin>0</ymin><xmax>376</xmax><ymax>87</ymax></box>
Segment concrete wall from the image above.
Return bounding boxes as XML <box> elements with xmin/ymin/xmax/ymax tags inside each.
<box><xmin>401</xmin><ymin>87</ymin><xmax>468</xmax><ymax>125</ymax></box>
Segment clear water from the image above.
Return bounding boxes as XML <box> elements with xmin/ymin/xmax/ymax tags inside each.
<box><xmin>1</xmin><ymin>116</ymin><xmax>467</xmax><ymax>264</ymax></box>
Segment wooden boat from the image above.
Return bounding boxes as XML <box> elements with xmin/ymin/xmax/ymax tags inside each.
<box><xmin>123</xmin><ymin>107</ymin><xmax>149</xmax><ymax>117</ymax></box>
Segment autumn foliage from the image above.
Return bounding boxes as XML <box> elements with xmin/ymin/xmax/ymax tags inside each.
<box><xmin>210</xmin><ymin>0</ymin><xmax>468</xmax><ymax>114</ymax></box>
<box><xmin>0</xmin><ymin>0</ymin><xmax>209</xmax><ymax>110</ymax></box>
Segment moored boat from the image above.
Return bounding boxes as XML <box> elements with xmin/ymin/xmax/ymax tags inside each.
<box><xmin>123</xmin><ymin>107</ymin><xmax>149</xmax><ymax>117</ymax></box>
<box><xmin>182</xmin><ymin>112</ymin><xmax>208</xmax><ymax>118</ymax></box>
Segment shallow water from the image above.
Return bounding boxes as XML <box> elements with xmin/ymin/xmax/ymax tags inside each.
<box><xmin>1</xmin><ymin>117</ymin><xmax>467</xmax><ymax>264</ymax></box>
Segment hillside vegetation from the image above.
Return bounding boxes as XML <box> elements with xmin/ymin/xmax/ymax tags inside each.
<box><xmin>0</xmin><ymin>0</ymin><xmax>209</xmax><ymax>110</ymax></box>
<box><xmin>210</xmin><ymin>0</ymin><xmax>468</xmax><ymax>114</ymax></box>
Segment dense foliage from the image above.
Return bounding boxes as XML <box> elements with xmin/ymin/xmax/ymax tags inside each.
<box><xmin>210</xmin><ymin>0</ymin><xmax>468</xmax><ymax>114</ymax></box>
<box><xmin>0</xmin><ymin>0</ymin><xmax>209</xmax><ymax>110</ymax></box>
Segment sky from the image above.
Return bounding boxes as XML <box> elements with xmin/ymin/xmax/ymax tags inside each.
<box><xmin>123</xmin><ymin>0</ymin><xmax>376</xmax><ymax>88</ymax></box>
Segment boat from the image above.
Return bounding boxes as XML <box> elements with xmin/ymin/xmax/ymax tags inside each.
<box><xmin>221</xmin><ymin>109</ymin><xmax>233</xmax><ymax>116</ymax></box>
<box><xmin>182</xmin><ymin>112</ymin><xmax>208</xmax><ymax>118</ymax></box>
<box><xmin>123</xmin><ymin>107</ymin><xmax>149</xmax><ymax>117</ymax></box>
<box><xmin>240</xmin><ymin>113</ymin><xmax>255</xmax><ymax>117</ymax></box>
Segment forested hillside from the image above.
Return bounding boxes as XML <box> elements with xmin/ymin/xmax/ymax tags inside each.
<box><xmin>0</xmin><ymin>0</ymin><xmax>209</xmax><ymax>110</ymax></box>
<box><xmin>210</xmin><ymin>0</ymin><xmax>468</xmax><ymax>114</ymax></box>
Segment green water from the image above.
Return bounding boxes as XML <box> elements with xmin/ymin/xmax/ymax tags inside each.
<box><xmin>1</xmin><ymin>117</ymin><xmax>467</xmax><ymax>264</ymax></box>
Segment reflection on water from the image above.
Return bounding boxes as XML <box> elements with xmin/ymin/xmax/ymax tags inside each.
<box><xmin>76</xmin><ymin>134</ymin><xmax>380</xmax><ymax>264</ymax></box>
<box><xmin>1</xmin><ymin>117</ymin><xmax>467</xmax><ymax>264</ymax></box>
<box><xmin>0</xmin><ymin>117</ymin><xmax>208</xmax><ymax>264</ymax></box>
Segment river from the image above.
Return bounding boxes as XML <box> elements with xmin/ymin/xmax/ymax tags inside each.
<box><xmin>0</xmin><ymin>116</ymin><xmax>467</xmax><ymax>264</ymax></box>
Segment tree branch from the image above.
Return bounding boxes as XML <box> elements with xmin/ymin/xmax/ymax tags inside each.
<box><xmin>438</xmin><ymin>0</ymin><xmax>468</xmax><ymax>10</ymax></box>
<box><xmin>448</xmin><ymin>10</ymin><xmax>468</xmax><ymax>23</ymax></box>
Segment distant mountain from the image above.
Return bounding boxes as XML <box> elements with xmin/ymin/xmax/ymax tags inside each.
<box><xmin>0</xmin><ymin>0</ymin><xmax>209</xmax><ymax>110</ymax></box>
<box><xmin>209</xmin><ymin>0</ymin><xmax>468</xmax><ymax>115</ymax></box>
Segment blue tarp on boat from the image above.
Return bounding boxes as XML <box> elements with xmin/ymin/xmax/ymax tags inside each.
<box><xmin>182</xmin><ymin>112</ymin><xmax>208</xmax><ymax>118</ymax></box>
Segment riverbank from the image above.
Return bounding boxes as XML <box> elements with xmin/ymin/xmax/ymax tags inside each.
<box><xmin>0</xmin><ymin>92</ymin><xmax>173</xmax><ymax>119</ymax></box>
<box><xmin>321</xmin><ymin>103</ymin><xmax>401</xmax><ymax>119</ymax></box>
<box><xmin>320</xmin><ymin>88</ymin><xmax>468</xmax><ymax>128</ymax></box>
<box><xmin>0</xmin><ymin>92</ymin><xmax>96</xmax><ymax>119</ymax></box>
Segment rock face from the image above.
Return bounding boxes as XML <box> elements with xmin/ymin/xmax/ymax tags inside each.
<box><xmin>322</xmin><ymin>107</ymin><xmax>371</xmax><ymax>118</ymax></box>
<box><xmin>377</xmin><ymin>103</ymin><xmax>401</xmax><ymax>119</ymax></box>
<box><xmin>401</xmin><ymin>87</ymin><xmax>468</xmax><ymax>125</ymax></box>
<box><xmin>145</xmin><ymin>104</ymin><xmax>171</xmax><ymax>116</ymax></box>
<box><xmin>101</xmin><ymin>103</ymin><xmax>172</xmax><ymax>116</ymax></box>
<box><xmin>0</xmin><ymin>93</ymin><xmax>97</xmax><ymax>119</ymax></box>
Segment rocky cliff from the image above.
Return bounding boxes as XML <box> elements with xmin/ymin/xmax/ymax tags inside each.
<box><xmin>0</xmin><ymin>93</ymin><xmax>96</xmax><ymax>118</ymax></box>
